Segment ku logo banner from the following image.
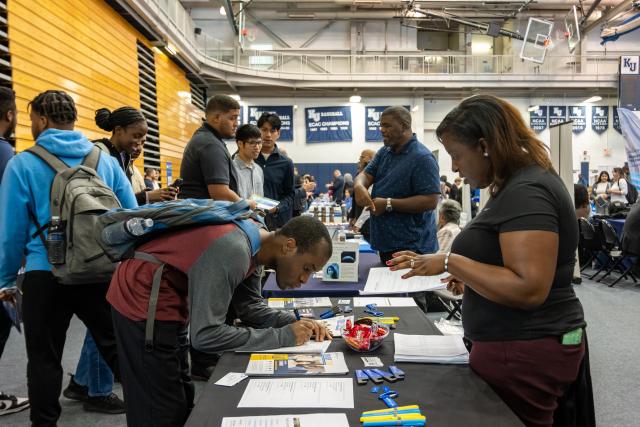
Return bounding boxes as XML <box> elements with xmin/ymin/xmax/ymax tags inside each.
<box><xmin>530</xmin><ymin>106</ymin><xmax>548</xmax><ymax>133</ymax></box>
<box><xmin>305</xmin><ymin>106</ymin><xmax>352</xmax><ymax>143</ymax></box>
<box><xmin>591</xmin><ymin>106</ymin><xmax>609</xmax><ymax>134</ymax></box>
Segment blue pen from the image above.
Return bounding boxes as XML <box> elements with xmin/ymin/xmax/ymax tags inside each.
<box><xmin>362</xmin><ymin>420</ymin><xmax>426</xmax><ymax>427</ymax></box>
<box><xmin>293</xmin><ymin>309</ymin><xmax>301</xmax><ymax>321</ymax></box>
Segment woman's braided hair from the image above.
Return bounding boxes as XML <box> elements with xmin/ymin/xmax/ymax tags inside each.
<box><xmin>28</xmin><ymin>90</ymin><xmax>77</xmax><ymax>124</ymax></box>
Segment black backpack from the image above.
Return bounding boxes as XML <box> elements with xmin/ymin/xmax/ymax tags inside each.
<box><xmin>624</xmin><ymin>179</ymin><xmax>638</xmax><ymax>205</ymax></box>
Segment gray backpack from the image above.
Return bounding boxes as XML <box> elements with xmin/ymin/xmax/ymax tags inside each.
<box><xmin>27</xmin><ymin>145</ymin><xmax>122</xmax><ymax>285</ymax></box>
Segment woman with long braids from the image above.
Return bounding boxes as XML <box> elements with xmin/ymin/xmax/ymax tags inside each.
<box><xmin>94</xmin><ymin>106</ymin><xmax>177</xmax><ymax>204</ymax></box>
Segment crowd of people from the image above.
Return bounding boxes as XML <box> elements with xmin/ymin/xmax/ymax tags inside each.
<box><xmin>0</xmin><ymin>89</ymin><xmax>600</xmax><ymax>427</ymax></box>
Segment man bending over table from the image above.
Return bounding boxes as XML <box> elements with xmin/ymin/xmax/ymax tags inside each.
<box><xmin>107</xmin><ymin>215</ymin><xmax>333</xmax><ymax>427</ymax></box>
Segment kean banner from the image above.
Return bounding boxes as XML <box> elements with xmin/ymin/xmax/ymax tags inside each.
<box><xmin>591</xmin><ymin>106</ymin><xmax>609</xmax><ymax>134</ymax></box>
<box><xmin>305</xmin><ymin>106</ymin><xmax>352</xmax><ymax>143</ymax></box>
<box><xmin>613</xmin><ymin>106</ymin><xmax>622</xmax><ymax>134</ymax></box>
<box><xmin>617</xmin><ymin>108</ymin><xmax>640</xmax><ymax>194</ymax></box>
<box><xmin>248</xmin><ymin>106</ymin><xmax>294</xmax><ymax>141</ymax></box>
<box><xmin>549</xmin><ymin>106</ymin><xmax>568</xmax><ymax>127</ymax></box>
<box><xmin>365</xmin><ymin>106</ymin><xmax>411</xmax><ymax>142</ymax></box>
<box><xmin>529</xmin><ymin>106</ymin><xmax>548</xmax><ymax>133</ymax></box>
<box><xmin>569</xmin><ymin>106</ymin><xmax>587</xmax><ymax>134</ymax></box>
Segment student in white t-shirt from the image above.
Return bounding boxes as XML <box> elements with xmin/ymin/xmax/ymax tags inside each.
<box><xmin>610</xmin><ymin>167</ymin><xmax>628</xmax><ymax>205</ymax></box>
<box><xmin>591</xmin><ymin>171</ymin><xmax>611</xmax><ymax>215</ymax></box>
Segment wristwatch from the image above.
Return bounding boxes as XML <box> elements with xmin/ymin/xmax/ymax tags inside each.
<box><xmin>386</xmin><ymin>198</ymin><xmax>393</xmax><ymax>213</ymax></box>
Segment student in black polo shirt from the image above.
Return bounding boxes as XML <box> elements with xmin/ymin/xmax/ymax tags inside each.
<box><xmin>180</xmin><ymin>95</ymin><xmax>256</xmax><ymax>210</ymax></box>
<box><xmin>256</xmin><ymin>112</ymin><xmax>295</xmax><ymax>229</ymax></box>
<box><xmin>389</xmin><ymin>95</ymin><xmax>587</xmax><ymax>427</ymax></box>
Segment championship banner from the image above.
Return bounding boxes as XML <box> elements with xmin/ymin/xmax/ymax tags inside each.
<box><xmin>617</xmin><ymin>108</ymin><xmax>640</xmax><ymax>193</ymax></box>
<box><xmin>549</xmin><ymin>106</ymin><xmax>567</xmax><ymax>127</ymax></box>
<box><xmin>613</xmin><ymin>106</ymin><xmax>622</xmax><ymax>134</ymax></box>
<box><xmin>569</xmin><ymin>106</ymin><xmax>586</xmax><ymax>134</ymax></box>
<box><xmin>529</xmin><ymin>106</ymin><xmax>548</xmax><ymax>133</ymax></box>
<box><xmin>365</xmin><ymin>106</ymin><xmax>411</xmax><ymax>142</ymax></box>
<box><xmin>591</xmin><ymin>106</ymin><xmax>609</xmax><ymax>134</ymax></box>
<box><xmin>248</xmin><ymin>106</ymin><xmax>294</xmax><ymax>141</ymax></box>
<box><xmin>305</xmin><ymin>106</ymin><xmax>352</xmax><ymax>143</ymax></box>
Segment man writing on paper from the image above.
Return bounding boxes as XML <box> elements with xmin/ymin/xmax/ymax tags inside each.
<box><xmin>354</xmin><ymin>106</ymin><xmax>440</xmax><ymax>311</ymax></box>
<box><xmin>107</xmin><ymin>215</ymin><xmax>333</xmax><ymax>427</ymax></box>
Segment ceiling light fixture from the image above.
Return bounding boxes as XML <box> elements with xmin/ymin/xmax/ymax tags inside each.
<box><xmin>230</xmin><ymin>94</ymin><xmax>241</xmax><ymax>101</ymax></box>
<box><xmin>349</xmin><ymin>95</ymin><xmax>361</xmax><ymax>103</ymax></box>
<box><xmin>582</xmin><ymin>96</ymin><xmax>602</xmax><ymax>103</ymax></box>
<box><xmin>528</xmin><ymin>105</ymin><xmax>540</xmax><ymax>112</ymax></box>
<box><xmin>411</xmin><ymin>105</ymin><xmax>419</xmax><ymax>112</ymax></box>
<box><xmin>219</xmin><ymin>6</ymin><xmax>226</xmax><ymax>16</ymax></box>
<box><xmin>165</xmin><ymin>43</ymin><xmax>178</xmax><ymax>56</ymax></box>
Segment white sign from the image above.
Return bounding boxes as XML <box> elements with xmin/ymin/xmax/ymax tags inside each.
<box><xmin>621</xmin><ymin>56</ymin><xmax>640</xmax><ymax>74</ymax></box>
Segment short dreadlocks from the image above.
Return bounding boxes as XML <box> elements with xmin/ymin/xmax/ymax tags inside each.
<box><xmin>28</xmin><ymin>90</ymin><xmax>77</xmax><ymax>124</ymax></box>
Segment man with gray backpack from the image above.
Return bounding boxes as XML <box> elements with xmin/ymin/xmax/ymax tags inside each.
<box><xmin>0</xmin><ymin>90</ymin><xmax>136</xmax><ymax>426</ymax></box>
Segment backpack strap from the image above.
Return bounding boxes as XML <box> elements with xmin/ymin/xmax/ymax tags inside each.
<box><xmin>26</xmin><ymin>145</ymin><xmax>69</xmax><ymax>173</ymax></box>
<box><xmin>82</xmin><ymin>147</ymin><xmax>102</xmax><ymax>171</ymax></box>
<box><xmin>234</xmin><ymin>219</ymin><xmax>262</xmax><ymax>256</ymax></box>
<box><xmin>133</xmin><ymin>251</ymin><xmax>166</xmax><ymax>352</ymax></box>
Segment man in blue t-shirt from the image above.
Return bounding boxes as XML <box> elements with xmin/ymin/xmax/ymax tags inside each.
<box><xmin>354</xmin><ymin>106</ymin><xmax>440</xmax><ymax>285</ymax></box>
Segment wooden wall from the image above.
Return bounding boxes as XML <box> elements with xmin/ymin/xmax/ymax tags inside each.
<box><xmin>7</xmin><ymin>0</ymin><xmax>201</xmax><ymax>182</ymax></box>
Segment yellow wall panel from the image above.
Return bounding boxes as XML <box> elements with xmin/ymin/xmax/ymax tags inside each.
<box><xmin>155</xmin><ymin>51</ymin><xmax>203</xmax><ymax>186</ymax></box>
<box><xmin>8</xmin><ymin>0</ymin><xmax>143</xmax><ymax>153</ymax></box>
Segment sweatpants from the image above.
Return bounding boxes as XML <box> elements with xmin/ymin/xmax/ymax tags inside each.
<box><xmin>470</xmin><ymin>336</ymin><xmax>586</xmax><ymax>427</ymax></box>
<box><xmin>21</xmin><ymin>271</ymin><xmax>118</xmax><ymax>427</ymax></box>
<box><xmin>112</xmin><ymin>308</ymin><xmax>194</xmax><ymax>427</ymax></box>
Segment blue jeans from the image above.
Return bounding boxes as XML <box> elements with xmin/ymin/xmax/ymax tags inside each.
<box><xmin>74</xmin><ymin>330</ymin><xmax>114</xmax><ymax>397</ymax></box>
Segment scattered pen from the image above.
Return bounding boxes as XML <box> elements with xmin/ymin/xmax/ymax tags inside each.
<box><xmin>294</xmin><ymin>309</ymin><xmax>301</xmax><ymax>321</ymax></box>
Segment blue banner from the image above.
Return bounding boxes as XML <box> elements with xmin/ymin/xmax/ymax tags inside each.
<box><xmin>613</xmin><ymin>106</ymin><xmax>622</xmax><ymax>133</ymax></box>
<box><xmin>569</xmin><ymin>106</ymin><xmax>586</xmax><ymax>134</ymax></box>
<box><xmin>305</xmin><ymin>106</ymin><xmax>352</xmax><ymax>143</ymax></box>
<box><xmin>529</xmin><ymin>106</ymin><xmax>548</xmax><ymax>133</ymax></box>
<box><xmin>248</xmin><ymin>106</ymin><xmax>294</xmax><ymax>141</ymax></box>
<box><xmin>365</xmin><ymin>106</ymin><xmax>411</xmax><ymax>142</ymax></box>
<box><xmin>591</xmin><ymin>106</ymin><xmax>609</xmax><ymax>134</ymax></box>
<box><xmin>549</xmin><ymin>106</ymin><xmax>567</xmax><ymax>127</ymax></box>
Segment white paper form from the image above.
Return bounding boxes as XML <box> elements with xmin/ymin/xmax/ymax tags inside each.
<box><xmin>221</xmin><ymin>413</ymin><xmax>349</xmax><ymax>427</ymax></box>
<box><xmin>267</xmin><ymin>298</ymin><xmax>333</xmax><ymax>309</ymax></box>
<box><xmin>360</xmin><ymin>268</ymin><xmax>448</xmax><ymax>295</ymax></box>
<box><xmin>237</xmin><ymin>378</ymin><xmax>354</xmax><ymax>408</ymax></box>
<box><xmin>353</xmin><ymin>297</ymin><xmax>418</xmax><ymax>307</ymax></box>
<box><xmin>237</xmin><ymin>340</ymin><xmax>331</xmax><ymax>354</ymax></box>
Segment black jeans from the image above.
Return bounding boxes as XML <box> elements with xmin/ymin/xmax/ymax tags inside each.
<box><xmin>21</xmin><ymin>271</ymin><xmax>119</xmax><ymax>427</ymax></box>
<box><xmin>112</xmin><ymin>308</ymin><xmax>194</xmax><ymax>427</ymax></box>
<box><xmin>0</xmin><ymin>304</ymin><xmax>11</xmax><ymax>358</ymax></box>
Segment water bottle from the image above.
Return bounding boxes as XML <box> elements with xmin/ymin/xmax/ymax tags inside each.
<box><xmin>46</xmin><ymin>216</ymin><xmax>66</xmax><ymax>265</ymax></box>
<box><xmin>337</xmin><ymin>226</ymin><xmax>346</xmax><ymax>242</ymax></box>
<box><xmin>102</xmin><ymin>217</ymin><xmax>154</xmax><ymax>246</ymax></box>
<box><xmin>340</xmin><ymin>203</ymin><xmax>347</xmax><ymax>221</ymax></box>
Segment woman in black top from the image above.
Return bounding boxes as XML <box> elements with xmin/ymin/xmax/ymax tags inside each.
<box><xmin>389</xmin><ymin>95</ymin><xmax>586</xmax><ymax>427</ymax></box>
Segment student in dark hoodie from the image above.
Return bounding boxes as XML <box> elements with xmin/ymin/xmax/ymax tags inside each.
<box><xmin>94</xmin><ymin>106</ymin><xmax>177</xmax><ymax>204</ymax></box>
<box><xmin>0</xmin><ymin>90</ymin><xmax>136</xmax><ymax>426</ymax></box>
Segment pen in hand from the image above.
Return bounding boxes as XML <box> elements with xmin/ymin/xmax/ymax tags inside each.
<box><xmin>294</xmin><ymin>308</ymin><xmax>301</xmax><ymax>321</ymax></box>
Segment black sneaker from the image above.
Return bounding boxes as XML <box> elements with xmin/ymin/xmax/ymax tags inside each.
<box><xmin>62</xmin><ymin>375</ymin><xmax>89</xmax><ymax>402</ymax></box>
<box><xmin>82</xmin><ymin>393</ymin><xmax>125</xmax><ymax>414</ymax></box>
<box><xmin>0</xmin><ymin>392</ymin><xmax>29</xmax><ymax>416</ymax></box>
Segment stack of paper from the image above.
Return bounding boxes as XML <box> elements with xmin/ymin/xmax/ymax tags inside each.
<box><xmin>361</xmin><ymin>268</ymin><xmax>448</xmax><ymax>295</ymax></box>
<box><xmin>393</xmin><ymin>333</ymin><xmax>469</xmax><ymax>364</ymax></box>
<box><xmin>267</xmin><ymin>298</ymin><xmax>332</xmax><ymax>309</ymax></box>
<box><xmin>353</xmin><ymin>297</ymin><xmax>417</xmax><ymax>307</ymax></box>
<box><xmin>221</xmin><ymin>414</ymin><xmax>349</xmax><ymax>427</ymax></box>
<box><xmin>245</xmin><ymin>352</ymin><xmax>349</xmax><ymax>376</ymax></box>
<box><xmin>236</xmin><ymin>340</ymin><xmax>331</xmax><ymax>354</ymax></box>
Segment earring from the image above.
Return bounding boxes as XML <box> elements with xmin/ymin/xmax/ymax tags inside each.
<box><xmin>483</xmin><ymin>152</ymin><xmax>489</xmax><ymax>157</ymax></box>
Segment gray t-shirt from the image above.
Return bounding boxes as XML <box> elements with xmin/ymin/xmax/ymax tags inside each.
<box><xmin>179</xmin><ymin>123</ymin><xmax>238</xmax><ymax>199</ymax></box>
<box><xmin>233</xmin><ymin>156</ymin><xmax>264</xmax><ymax>199</ymax></box>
